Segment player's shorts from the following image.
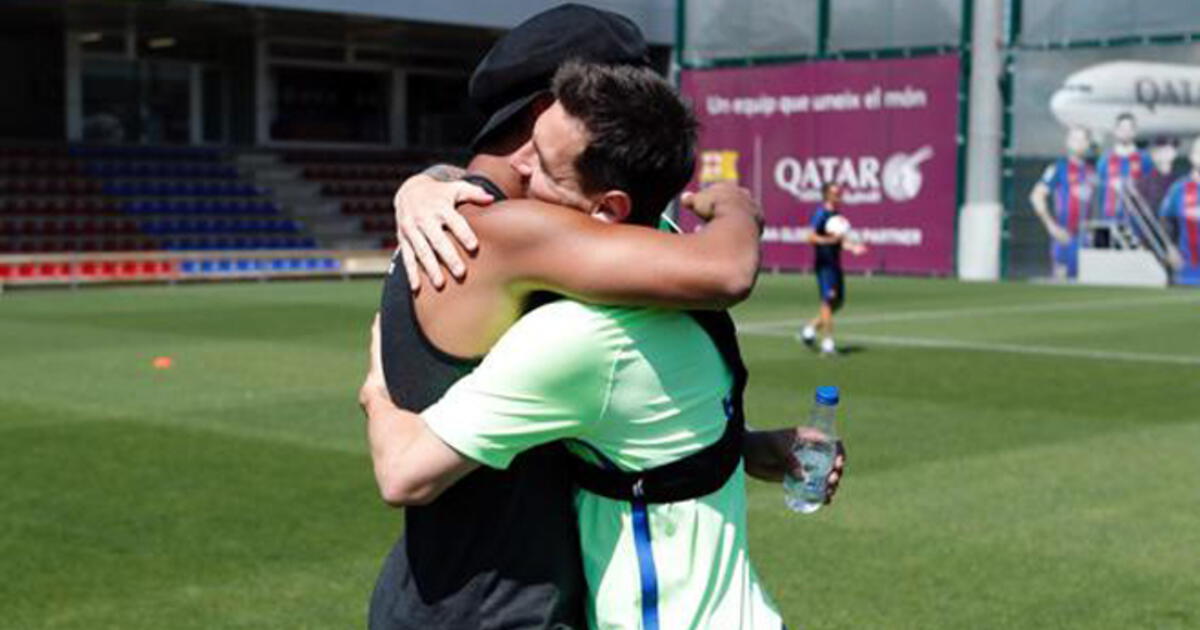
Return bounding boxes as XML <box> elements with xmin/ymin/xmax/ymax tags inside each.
<box><xmin>1050</xmin><ymin>237</ymin><xmax>1080</xmax><ymax>278</ymax></box>
<box><xmin>816</xmin><ymin>265</ymin><xmax>844</xmax><ymax>311</ymax></box>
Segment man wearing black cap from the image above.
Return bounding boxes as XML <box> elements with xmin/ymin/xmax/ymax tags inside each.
<box><xmin>365</xmin><ymin>4</ymin><xmax>848</xmax><ymax>629</ymax></box>
<box><xmin>389</xmin><ymin>2</ymin><xmax>658</xmax><ymax>289</ymax></box>
<box><xmin>362</xmin><ymin>60</ymin><xmax>805</xmax><ymax>629</ymax></box>
<box><xmin>362</xmin><ymin>5</ymin><xmax>776</xmax><ymax>630</ymax></box>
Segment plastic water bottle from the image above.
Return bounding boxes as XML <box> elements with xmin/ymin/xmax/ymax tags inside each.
<box><xmin>784</xmin><ymin>386</ymin><xmax>840</xmax><ymax>514</ymax></box>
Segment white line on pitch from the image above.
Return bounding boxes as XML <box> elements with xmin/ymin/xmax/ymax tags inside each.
<box><xmin>741</xmin><ymin>328</ymin><xmax>1200</xmax><ymax>366</ymax></box>
<box><xmin>737</xmin><ymin>293</ymin><xmax>1200</xmax><ymax>331</ymax></box>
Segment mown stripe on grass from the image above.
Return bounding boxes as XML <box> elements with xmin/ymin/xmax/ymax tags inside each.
<box><xmin>736</xmin><ymin>292</ymin><xmax>1200</xmax><ymax>330</ymax></box>
<box><xmin>741</xmin><ymin>328</ymin><xmax>1200</xmax><ymax>366</ymax></box>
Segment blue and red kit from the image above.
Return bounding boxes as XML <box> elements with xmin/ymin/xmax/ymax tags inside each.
<box><xmin>1159</xmin><ymin>174</ymin><xmax>1200</xmax><ymax>285</ymax></box>
<box><xmin>1096</xmin><ymin>149</ymin><xmax>1152</xmax><ymax>224</ymax></box>
<box><xmin>1040</xmin><ymin>157</ymin><xmax>1096</xmax><ymax>277</ymax></box>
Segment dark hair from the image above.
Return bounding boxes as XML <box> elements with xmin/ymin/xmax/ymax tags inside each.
<box><xmin>551</xmin><ymin>60</ymin><xmax>697</xmax><ymax>226</ymax></box>
<box><xmin>821</xmin><ymin>182</ymin><xmax>840</xmax><ymax>197</ymax></box>
<box><xmin>1115</xmin><ymin>112</ymin><xmax>1136</xmax><ymax>125</ymax></box>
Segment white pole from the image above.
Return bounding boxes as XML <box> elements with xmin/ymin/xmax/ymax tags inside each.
<box><xmin>957</xmin><ymin>0</ymin><xmax>1004</xmax><ymax>281</ymax></box>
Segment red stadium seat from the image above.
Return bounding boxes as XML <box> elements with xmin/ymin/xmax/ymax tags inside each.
<box><xmin>37</xmin><ymin>262</ymin><xmax>66</xmax><ymax>277</ymax></box>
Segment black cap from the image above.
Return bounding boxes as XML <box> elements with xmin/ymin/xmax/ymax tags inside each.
<box><xmin>469</xmin><ymin>3</ymin><xmax>650</xmax><ymax>150</ymax></box>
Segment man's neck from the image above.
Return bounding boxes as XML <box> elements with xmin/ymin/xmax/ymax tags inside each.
<box><xmin>1112</xmin><ymin>142</ymin><xmax>1135</xmax><ymax>157</ymax></box>
<box><xmin>467</xmin><ymin>154</ymin><xmax>523</xmax><ymax>199</ymax></box>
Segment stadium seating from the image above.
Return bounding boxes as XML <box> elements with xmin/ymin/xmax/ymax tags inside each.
<box><xmin>0</xmin><ymin>143</ymin><xmax>315</xmax><ymax>257</ymax></box>
<box><xmin>0</xmin><ymin>143</ymin><xmax>464</xmax><ymax>282</ymax></box>
<box><xmin>284</xmin><ymin>147</ymin><xmax>465</xmax><ymax>248</ymax></box>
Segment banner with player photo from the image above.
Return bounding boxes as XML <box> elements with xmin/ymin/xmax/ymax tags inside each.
<box><xmin>680</xmin><ymin>54</ymin><xmax>961</xmax><ymax>274</ymax></box>
<box><xmin>1008</xmin><ymin>44</ymin><xmax>1200</xmax><ymax>286</ymax></box>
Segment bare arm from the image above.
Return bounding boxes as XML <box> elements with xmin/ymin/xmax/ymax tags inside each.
<box><xmin>362</xmin><ymin>309</ymin><xmax>843</xmax><ymax>505</ymax></box>
<box><xmin>359</xmin><ymin>315</ymin><xmax>478</xmax><ymax>506</ymax></box>
<box><xmin>807</xmin><ymin>232</ymin><xmax>841</xmax><ymax>246</ymax></box>
<box><xmin>808</xmin><ymin>230</ymin><xmax>866</xmax><ymax>255</ymax></box>
<box><xmin>392</xmin><ymin>166</ymin><xmax>493</xmax><ymax>291</ymax></box>
<box><xmin>743</xmin><ymin>427</ymin><xmax>845</xmax><ymax>504</ymax></box>
<box><xmin>473</xmin><ymin>183</ymin><xmax>762</xmax><ymax>309</ymax></box>
<box><xmin>1029</xmin><ymin>181</ymin><xmax>1071</xmax><ymax>244</ymax></box>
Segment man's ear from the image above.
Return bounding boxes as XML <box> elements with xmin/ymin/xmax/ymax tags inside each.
<box><xmin>590</xmin><ymin>191</ymin><xmax>632</xmax><ymax>224</ymax></box>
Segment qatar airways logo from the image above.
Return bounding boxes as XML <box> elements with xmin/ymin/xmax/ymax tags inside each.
<box><xmin>774</xmin><ymin>146</ymin><xmax>933</xmax><ymax>204</ymax></box>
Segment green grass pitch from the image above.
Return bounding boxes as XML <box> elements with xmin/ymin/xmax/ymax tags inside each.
<box><xmin>1</xmin><ymin>275</ymin><xmax>1197</xmax><ymax>629</ymax></box>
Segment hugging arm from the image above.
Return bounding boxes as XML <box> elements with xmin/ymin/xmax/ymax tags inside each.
<box><xmin>362</xmin><ymin>312</ymin><xmax>845</xmax><ymax>506</ymax></box>
<box><xmin>395</xmin><ymin>175</ymin><xmax>763</xmax><ymax>309</ymax></box>
<box><xmin>360</xmin><ymin>305</ymin><xmax>609</xmax><ymax>507</ymax></box>
<box><xmin>472</xmin><ymin>184</ymin><xmax>762</xmax><ymax>309</ymax></box>
<box><xmin>392</xmin><ymin>168</ymin><xmax>493</xmax><ymax>291</ymax></box>
<box><xmin>359</xmin><ymin>315</ymin><xmax>478</xmax><ymax>506</ymax></box>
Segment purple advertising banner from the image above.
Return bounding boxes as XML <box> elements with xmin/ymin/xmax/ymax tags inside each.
<box><xmin>680</xmin><ymin>55</ymin><xmax>961</xmax><ymax>274</ymax></box>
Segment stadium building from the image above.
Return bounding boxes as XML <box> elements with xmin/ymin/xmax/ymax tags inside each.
<box><xmin>0</xmin><ymin>0</ymin><xmax>672</xmax><ymax>282</ymax></box>
<box><xmin>1</xmin><ymin>0</ymin><xmax>1198</xmax><ymax>288</ymax></box>
<box><xmin>3</xmin><ymin>4</ymin><xmax>1198</xmax><ymax>629</ymax></box>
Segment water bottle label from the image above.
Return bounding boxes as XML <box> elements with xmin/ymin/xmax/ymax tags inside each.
<box><xmin>784</xmin><ymin>439</ymin><xmax>835</xmax><ymax>514</ymax></box>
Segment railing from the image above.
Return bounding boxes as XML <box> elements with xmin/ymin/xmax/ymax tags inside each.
<box><xmin>1123</xmin><ymin>185</ymin><xmax>1184</xmax><ymax>273</ymax></box>
<box><xmin>0</xmin><ymin>249</ymin><xmax>392</xmax><ymax>290</ymax></box>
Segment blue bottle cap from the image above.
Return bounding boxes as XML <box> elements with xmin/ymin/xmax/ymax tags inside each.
<box><xmin>815</xmin><ymin>386</ymin><xmax>840</xmax><ymax>406</ymax></box>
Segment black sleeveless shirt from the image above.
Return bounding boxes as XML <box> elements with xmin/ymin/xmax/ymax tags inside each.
<box><xmin>369</xmin><ymin>176</ymin><xmax>586</xmax><ymax>630</ymax></box>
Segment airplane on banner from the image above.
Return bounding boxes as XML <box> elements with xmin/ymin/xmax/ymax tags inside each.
<box><xmin>1050</xmin><ymin>61</ymin><xmax>1200</xmax><ymax>137</ymax></box>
